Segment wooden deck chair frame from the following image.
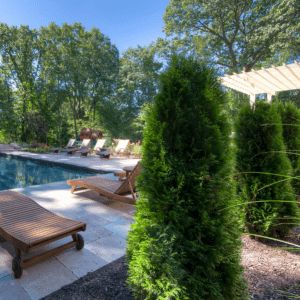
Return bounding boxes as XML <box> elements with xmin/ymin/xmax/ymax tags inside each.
<box><xmin>0</xmin><ymin>191</ymin><xmax>86</xmax><ymax>278</ymax></box>
<box><xmin>93</xmin><ymin>139</ymin><xmax>106</xmax><ymax>152</ymax></box>
<box><xmin>67</xmin><ymin>162</ymin><xmax>141</xmax><ymax>204</ymax></box>
<box><xmin>114</xmin><ymin>139</ymin><xmax>130</xmax><ymax>155</ymax></box>
<box><xmin>66</xmin><ymin>138</ymin><xmax>76</xmax><ymax>148</ymax></box>
<box><xmin>68</xmin><ymin>139</ymin><xmax>91</xmax><ymax>155</ymax></box>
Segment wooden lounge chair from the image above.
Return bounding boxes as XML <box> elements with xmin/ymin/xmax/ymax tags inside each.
<box><xmin>65</xmin><ymin>138</ymin><xmax>76</xmax><ymax>149</ymax></box>
<box><xmin>67</xmin><ymin>162</ymin><xmax>141</xmax><ymax>204</ymax></box>
<box><xmin>114</xmin><ymin>139</ymin><xmax>130</xmax><ymax>156</ymax></box>
<box><xmin>68</xmin><ymin>139</ymin><xmax>91</xmax><ymax>155</ymax></box>
<box><xmin>80</xmin><ymin>139</ymin><xmax>107</xmax><ymax>157</ymax></box>
<box><xmin>53</xmin><ymin>138</ymin><xmax>77</xmax><ymax>153</ymax></box>
<box><xmin>93</xmin><ymin>139</ymin><xmax>106</xmax><ymax>153</ymax></box>
<box><xmin>0</xmin><ymin>191</ymin><xmax>86</xmax><ymax>278</ymax></box>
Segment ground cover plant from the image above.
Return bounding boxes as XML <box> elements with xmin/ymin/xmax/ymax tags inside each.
<box><xmin>236</xmin><ymin>101</ymin><xmax>299</xmax><ymax>238</ymax></box>
<box><xmin>127</xmin><ymin>56</ymin><xmax>247</xmax><ymax>300</ymax></box>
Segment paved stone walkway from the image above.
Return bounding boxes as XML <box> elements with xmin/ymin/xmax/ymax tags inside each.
<box><xmin>2</xmin><ymin>150</ymin><xmax>139</xmax><ymax>173</ymax></box>
<box><xmin>0</xmin><ymin>151</ymin><xmax>138</xmax><ymax>299</ymax></box>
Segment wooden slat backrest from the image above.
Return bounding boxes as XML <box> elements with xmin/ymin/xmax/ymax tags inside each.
<box><xmin>115</xmin><ymin>139</ymin><xmax>130</xmax><ymax>153</ymax></box>
<box><xmin>80</xmin><ymin>139</ymin><xmax>91</xmax><ymax>148</ymax></box>
<box><xmin>94</xmin><ymin>139</ymin><xmax>106</xmax><ymax>150</ymax></box>
<box><xmin>115</xmin><ymin>162</ymin><xmax>141</xmax><ymax>195</ymax></box>
<box><xmin>66</xmin><ymin>139</ymin><xmax>76</xmax><ymax>148</ymax></box>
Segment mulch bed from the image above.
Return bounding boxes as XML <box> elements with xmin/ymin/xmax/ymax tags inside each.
<box><xmin>42</xmin><ymin>256</ymin><xmax>133</xmax><ymax>300</ymax></box>
<box><xmin>43</xmin><ymin>230</ymin><xmax>300</xmax><ymax>300</ymax></box>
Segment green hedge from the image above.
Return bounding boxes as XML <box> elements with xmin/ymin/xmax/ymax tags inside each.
<box><xmin>277</xmin><ymin>101</ymin><xmax>300</xmax><ymax>196</ymax></box>
<box><xmin>236</xmin><ymin>101</ymin><xmax>299</xmax><ymax>237</ymax></box>
<box><xmin>127</xmin><ymin>56</ymin><xmax>246</xmax><ymax>300</ymax></box>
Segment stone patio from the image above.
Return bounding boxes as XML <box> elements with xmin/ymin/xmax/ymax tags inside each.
<box><xmin>2</xmin><ymin>150</ymin><xmax>139</xmax><ymax>173</ymax></box>
<box><xmin>0</xmin><ymin>151</ymin><xmax>138</xmax><ymax>299</ymax></box>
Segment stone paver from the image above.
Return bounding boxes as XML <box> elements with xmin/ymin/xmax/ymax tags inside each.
<box><xmin>0</xmin><ymin>174</ymin><xmax>135</xmax><ymax>299</ymax></box>
<box><xmin>2</xmin><ymin>150</ymin><xmax>139</xmax><ymax>173</ymax></box>
<box><xmin>56</xmin><ymin>248</ymin><xmax>107</xmax><ymax>278</ymax></box>
<box><xmin>0</xmin><ymin>275</ymin><xmax>31</xmax><ymax>300</ymax></box>
<box><xmin>86</xmin><ymin>234</ymin><xmax>127</xmax><ymax>264</ymax></box>
<box><xmin>18</xmin><ymin>258</ymin><xmax>78</xmax><ymax>300</ymax></box>
<box><xmin>104</xmin><ymin>218</ymin><xmax>133</xmax><ymax>239</ymax></box>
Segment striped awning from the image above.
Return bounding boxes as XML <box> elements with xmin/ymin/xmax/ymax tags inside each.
<box><xmin>220</xmin><ymin>62</ymin><xmax>300</xmax><ymax>104</ymax></box>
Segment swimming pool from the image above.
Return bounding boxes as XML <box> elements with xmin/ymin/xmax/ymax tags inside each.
<box><xmin>0</xmin><ymin>154</ymin><xmax>103</xmax><ymax>190</ymax></box>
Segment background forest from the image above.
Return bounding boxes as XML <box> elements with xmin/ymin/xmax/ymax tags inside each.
<box><xmin>0</xmin><ymin>0</ymin><xmax>299</xmax><ymax>146</ymax></box>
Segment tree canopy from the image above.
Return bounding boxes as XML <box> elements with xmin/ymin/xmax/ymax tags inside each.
<box><xmin>0</xmin><ymin>23</ymin><xmax>162</xmax><ymax>144</ymax></box>
<box><xmin>164</xmin><ymin>0</ymin><xmax>299</xmax><ymax>73</ymax></box>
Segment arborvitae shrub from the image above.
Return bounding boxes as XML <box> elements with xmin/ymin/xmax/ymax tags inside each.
<box><xmin>127</xmin><ymin>56</ymin><xmax>246</xmax><ymax>300</ymax></box>
<box><xmin>277</xmin><ymin>101</ymin><xmax>300</xmax><ymax>195</ymax></box>
<box><xmin>236</xmin><ymin>102</ymin><xmax>299</xmax><ymax>237</ymax></box>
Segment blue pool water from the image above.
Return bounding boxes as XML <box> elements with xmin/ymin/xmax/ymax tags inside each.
<box><xmin>0</xmin><ymin>154</ymin><xmax>101</xmax><ymax>190</ymax></box>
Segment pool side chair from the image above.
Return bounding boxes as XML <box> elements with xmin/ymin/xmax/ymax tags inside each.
<box><xmin>67</xmin><ymin>162</ymin><xmax>141</xmax><ymax>204</ymax></box>
<box><xmin>114</xmin><ymin>139</ymin><xmax>130</xmax><ymax>156</ymax></box>
<box><xmin>65</xmin><ymin>138</ymin><xmax>76</xmax><ymax>148</ymax></box>
<box><xmin>68</xmin><ymin>139</ymin><xmax>91</xmax><ymax>155</ymax></box>
<box><xmin>0</xmin><ymin>191</ymin><xmax>86</xmax><ymax>278</ymax></box>
<box><xmin>93</xmin><ymin>139</ymin><xmax>106</xmax><ymax>153</ymax></box>
<box><xmin>54</xmin><ymin>138</ymin><xmax>76</xmax><ymax>153</ymax></box>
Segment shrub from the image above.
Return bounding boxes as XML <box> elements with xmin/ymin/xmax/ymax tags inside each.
<box><xmin>277</xmin><ymin>101</ymin><xmax>300</xmax><ymax>195</ymax></box>
<box><xmin>127</xmin><ymin>56</ymin><xmax>246</xmax><ymax>300</ymax></box>
<box><xmin>235</xmin><ymin>101</ymin><xmax>299</xmax><ymax>237</ymax></box>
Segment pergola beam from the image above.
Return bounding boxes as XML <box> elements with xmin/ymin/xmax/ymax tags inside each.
<box><xmin>220</xmin><ymin>62</ymin><xmax>300</xmax><ymax>104</ymax></box>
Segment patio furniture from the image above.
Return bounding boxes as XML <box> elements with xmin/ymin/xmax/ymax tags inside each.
<box><xmin>68</xmin><ymin>139</ymin><xmax>91</xmax><ymax>155</ymax></box>
<box><xmin>0</xmin><ymin>191</ymin><xmax>86</xmax><ymax>278</ymax></box>
<box><xmin>65</xmin><ymin>139</ymin><xmax>76</xmax><ymax>149</ymax></box>
<box><xmin>67</xmin><ymin>162</ymin><xmax>141</xmax><ymax>204</ymax></box>
<box><xmin>80</xmin><ymin>139</ymin><xmax>107</xmax><ymax>157</ymax></box>
<box><xmin>93</xmin><ymin>139</ymin><xmax>106</xmax><ymax>153</ymax></box>
<box><xmin>114</xmin><ymin>139</ymin><xmax>130</xmax><ymax>156</ymax></box>
<box><xmin>54</xmin><ymin>138</ymin><xmax>76</xmax><ymax>153</ymax></box>
<box><xmin>114</xmin><ymin>165</ymin><xmax>135</xmax><ymax>181</ymax></box>
<box><xmin>97</xmin><ymin>148</ymin><xmax>111</xmax><ymax>159</ymax></box>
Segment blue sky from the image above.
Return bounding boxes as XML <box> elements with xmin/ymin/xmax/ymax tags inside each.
<box><xmin>0</xmin><ymin>0</ymin><xmax>169</xmax><ymax>53</ymax></box>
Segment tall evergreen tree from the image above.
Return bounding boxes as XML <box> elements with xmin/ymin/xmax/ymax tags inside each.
<box><xmin>277</xmin><ymin>101</ymin><xmax>300</xmax><ymax>196</ymax></box>
<box><xmin>236</xmin><ymin>102</ymin><xmax>299</xmax><ymax>237</ymax></box>
<box><xmin>127</xmin><ymin>56</ymin><xmax>246</xmax><ymax>300</ymax></box>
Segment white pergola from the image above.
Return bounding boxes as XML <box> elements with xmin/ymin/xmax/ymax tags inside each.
<box><xmin>220</xmin><ymin>62</ymin><xmax>300</xmax><ymax>104</ymax></box>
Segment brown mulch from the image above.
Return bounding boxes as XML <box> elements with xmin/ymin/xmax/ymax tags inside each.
<box><xmin>43</xmin><ymin>230</ymin><xmax>300</xmax><ymax>300</ymax></box>
<box><xmin>242</xmin><ymin>228</ymin><xmax>300</xmax><ymax>300</ymax></box>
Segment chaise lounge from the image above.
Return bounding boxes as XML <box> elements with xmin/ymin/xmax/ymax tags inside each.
<box><xmin>53</xmin><ymin>138</ymin><xmax>76</xmax><ymax>153</ymax></box>
<box><xmin>114</xmin><ymin>139</ymin><xmax>130</xmax><ymax>156</ymax></box>
<box><xmin>0</xmin><ymin>191</ymin><xmax>86</xmax><ymax>278</ymax></box>
<box><xmin>80</xmin><ymin>138</ymin><xmax>107</xmax><ymax>157</ymax></box>
<box><xmin>67</xmin><ymin>162</ymin><xmax>141</xmax><ymax>204</ymax></box>
<box><xmin>67</xmin><ymin>139</ymin><xmax>91</xmax><ymax>155</ymax></box>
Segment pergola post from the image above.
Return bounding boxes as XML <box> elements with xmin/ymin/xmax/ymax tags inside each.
<box><xmin>250</xmin><ymin>94</ymin><xmax>256</xmax><ymax>106</ymax></box>
<box><xmin>266</xmin><ymin>93</ymin><xmax>273</xmax><ymax>103</ymax></box>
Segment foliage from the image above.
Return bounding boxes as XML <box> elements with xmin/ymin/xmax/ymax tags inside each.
<box><xmin>23</xmin><ymin>146</ymin><xmax>50</xmax><ymax>154</ymax></box>
<box><xmin>276</xmin><ymin>90</ymin><xmax>300</xmax><ymax>108</ymax></box>
<box><xmin>277</xmin><ymin>101</ymin><xmax>300</xmax><ymax>195</ymax></box>
<box><xmin>127</xmin><ymin>56</ymin><xmax>246</xmax><ymax>299</ymax></box>
<box><xmin>127</xmin><ymin>142</ymin><xmax>142</xmax><ymax>158</ymax></box>
<box><xmin>164</xmin><ymin>0</ymin><xmax>300</xmax><ymax>72</ymax></box>
<box><xmin>226</xmin><ymin>90</ymin><xmax>250</xmax><ymax>123</ymax></box>
<box><xmin>0</xmin><ymin>22</ymin><xmax>119</xmax><ymax>144</ymax></box>
<box><xmin>101</xmin><ymin>46</ymin><xmax>162</xmax><ymax>139</ymax></box>
<box><xmin>0</xmin><ymin>77</ymin><xmax>17</xmax><ymax>142</ymax></box>
<box><xmin>235</xmin><ymin>101</ymin><xmax>299</xmax><ymax>237</ymax></box>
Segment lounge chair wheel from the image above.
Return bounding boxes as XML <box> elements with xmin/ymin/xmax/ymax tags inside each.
<box><xmin>74</xmin><ymin>234</ymin><xmax>84</xmax><ymax>250</ymax></box>
<box><xmin>12</xmin><ymin>257</ymin><xmax>23</xmax><ymax>279</ymax></box>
